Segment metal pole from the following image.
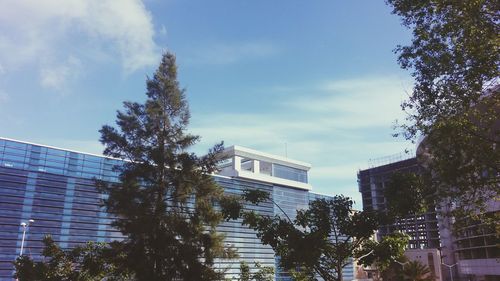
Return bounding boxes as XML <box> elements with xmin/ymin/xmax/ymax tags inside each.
<box><xmin>441</xmin><ymin>263</ymin><xmax>457</xmax><ymax>281</ymax></box>
<box><xmin>18</xmin><ymin>219</ymin><xmax>34</xmax><ymax>256</ymax></box>
<box><xmin>19</xmin><ymin>224</ymin><xmax>27</xmax><ymax>256</ymax></box>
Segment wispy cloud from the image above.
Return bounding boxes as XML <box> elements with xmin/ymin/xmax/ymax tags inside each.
<box><xmin>190</xmin><ymin>75</ymin><xmax>413</xmax><ymax>201</ymax></box>
<box><xmin>0</xmin><ymin>0</ymin><xmax>158</xmax><ymax>88</ymax></box>
<box><xmin>40</xmin><ymin>56</ymin><xmax>83</xmax><ymax>92</ymax></box>
<box><xmin>159</xmin><ymin>25</ymin><xmax>167</xmax><ymax>36</ymax></box>
<box><xmin>0</xmin><ymin>90</ymin><xmax>8</xmax><ymax>104</ymax></box>
<box><xmin>185</xmin><ymin>41</ymin><xmax>279</xmax><ymax>65</ymax></box>
<box><xmin>286</xmin><ymin>76</ymin><xmax>412</xmax><ymax>128</ymax></box>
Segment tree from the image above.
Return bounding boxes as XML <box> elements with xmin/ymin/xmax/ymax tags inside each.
<box><xmin>401</xmin><ymin>261</ymin><xmax>433</xmax><ymax>281</ymax></box>
<box><xmin>14</xmin><ymin>236</ymin><xmax>129</xmax><ymax>281</ymax></box>
<box><xmin>236</xmin><ymin>261</ymin><xmax>274</xmax><ymax>281</ymax></box>
<box><xmin>387</xmin><ymin>0</ymin><xmax>499</xmax><ymax>220</ymax></box>
<box><xmin>379</xmin><ymin>261</ymin><xmax>405</xmax><ymax>281</ymax></box>
<box><xmin>242</xmin><ymin>194</ymin><xmax>406</xmax><ymax>281</ymax></box>
<box><xmin>98</xmin><ymin>52</ymin><xmax>236</xmax><ymax>281</ymax></box>
<box><xmin>383</xmin><ymin>172</ymin><xmax>433</xmax><ymax>218</ymax></box>
<box><xmin>356</xmin><ymin>232</ymin><xmax>410</xmax><ymax>275</ymax></box>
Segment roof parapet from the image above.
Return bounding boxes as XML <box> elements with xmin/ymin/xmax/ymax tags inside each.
<box><xmin>217</xmin><ymin>145</ymin><xmax>312</xmax><ymax>191</ymax></box>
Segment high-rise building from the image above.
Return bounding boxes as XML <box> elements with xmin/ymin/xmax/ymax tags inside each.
<box><xmin>0</xmin><ymin>137</ymin><xmax>354</xmax><ymax>281</ymax></box>
<box><xmin>358</xmin><ymin>154</ymin><xmax>500</xmax><ymax>281</ymax></box>
<box><xmin>357</xmin><ymin>156</ymin><xmax>440</xmax><ymax>249</ymax></box>
<box><xmin>438</xmin><ymin>189</ymin><xmax>500</xmax><ymax>281</ymax></box>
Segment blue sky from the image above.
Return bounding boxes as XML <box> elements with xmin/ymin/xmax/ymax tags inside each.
<box><xmin>0</xmin><ymin>0</ymin><xmax>416</xmax><ymax>206</ymax></box>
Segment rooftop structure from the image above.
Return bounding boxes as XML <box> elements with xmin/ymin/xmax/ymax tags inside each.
<box><xmin>217</xmin><ymin>145</ymin><xmax>312</xmax><ymax>190</ymax></box>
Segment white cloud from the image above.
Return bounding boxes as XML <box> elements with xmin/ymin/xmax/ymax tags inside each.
<box><xmin>185</xmin><ymin>42</ymin><xmax>279</xmax><ymax>65</ymax></box>
<box><xmin>0</xmin><ymin>0</ymin><xmax>158</xmax><ymax>81</ymax></box>
<box><xmin>286</xmin><ymin>76</ymin><xmax>412</xmax><ymax>128</ymax></box>
<box><xmin>40</xmin><ymin>56</ymin><xmax>83</xmax><ymax>91</ymax></box>
<box><xmin>190</xmin><ymin>76</ymin><xmax>414</xmax><ymax>199</ymax></box>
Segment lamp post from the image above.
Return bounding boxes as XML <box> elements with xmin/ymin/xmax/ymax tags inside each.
<box><xmin>19</xmin><ymin>219</ymin><xmax>34</xmax><ymax>256</ymax></box>
<box><xmin>394</xmin><ymin>260</ymin><xmax>409</xmax><ymax>266</ymax></box>
<box><xmin>441</xmin><ymin>262</ymin><xmax>457</xmax><ymax>281</ymax></box>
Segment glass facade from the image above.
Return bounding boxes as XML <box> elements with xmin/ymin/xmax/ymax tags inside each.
<box><xmin>272</xmin><ymin>164</ymin><xmax>308</xmax><ymax>183</ymax></box>
<box><xmin>0</xmin><ymin>139</ymin><xmax>123</xmax><ymax>280</ymax></box>
<box><xmin>0</xmin><ymin>138</ymin><xmax>353</xmax><ymax>281</ymax></box>
<box><xmin>454</xmin><ymin>212</ymin><xmax>500</xmax><ymax>260</ymax></box>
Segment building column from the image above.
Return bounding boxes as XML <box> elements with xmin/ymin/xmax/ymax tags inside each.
<box><xmin>233</xmin><ymin>156</ymin><xmax>241</xmax><ymax>171</ymax></box>
<box><xmin>252</xmin><ymin>160</ymin><xmax>260</xmax><ymax>174</ymax></box>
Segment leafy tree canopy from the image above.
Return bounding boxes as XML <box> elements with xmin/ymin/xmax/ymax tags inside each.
<box><xmin>14</xmin><ymin>236</ymin><xmax>131</xmax><ymax>281</ymax></box>
<box><xmin>387</xmin><ymin>0</ymin><xmax>500</xmax><ymax>220</ymax></box>
<box><xmin>241</xmin><ymin>193</ymin><xmax>407</xmax><ymax>281</ymax></box>
<box><xmin>383</xmin><ymin>172</ymin><xmax>434</xmax><ymax>218</ymax></box>
<box><xmin>236</xmin><ymin>261</ymin><xmax>274</xmax><ymax>281</ymax></box>
<box><xmin>356</xmin><ymin>232</ymin><xmax>409</xmax><ymax>272</ymax></box>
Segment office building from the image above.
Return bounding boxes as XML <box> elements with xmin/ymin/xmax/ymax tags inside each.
<box><xmin>438</xmin><ymin>193</ymin><xmax>500</xmax><ymax>281</ymax></box>
<box><xmin>358</xmin><ymin>153</ymin><xmax>500</xmax><ymax>281</ymax></box>
<box><xmin>357</xmin><ymin>156</ymin><xmax>440</xmax><ymax>249</ymax></box>
<box><xmin>0</xmin><ymin>137</ymin><xmax>353</xmax><ymax>281</ymax></box>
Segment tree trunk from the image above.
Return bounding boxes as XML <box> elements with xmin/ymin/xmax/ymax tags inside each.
<box><xmin>336</xmin><ymin>264</ymin><xmax>343</xmax><ymax>281</ymax></box>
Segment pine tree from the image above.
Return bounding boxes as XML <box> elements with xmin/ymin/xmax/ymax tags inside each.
<box><xmin>98</xmin><ymin>52</ymin><xmax>235</xmax><ymax>281</ymax></box>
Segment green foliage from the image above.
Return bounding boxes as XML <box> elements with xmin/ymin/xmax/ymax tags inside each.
<box><xmin>239</xmin><ymin>261</ymin><xmax>251</xmax><ymax>281</ymax></box>
<box><xmin>288</xmin><ymin>270</ymin><xmax>315</xmax><ymax>281</ymax></box>
<box><xmin>242</xmin><ymin>189</ymin><xmax>270</xmax><ymax>204</ymax></box>
<box><xmin>418</xmin><ymin>109</ymin><xmax>500</xmax><ymax>220</ymax></box>
<box><xmin>14</xmin><ymin>236</ymin><xmax>130</xmax><ymax>281</ymax></box>
<box><xmin>356</xmin><ymin>232</ymin><xmax>409</xmax><ymax>271</ymax></box>
<box><xmin>383</xmin><ymin>172</ymin><xmax>434</xmax><ymax>218</ymax></box>
<box><xmin>242</xmin><ymin>194</ymin><xmax>403</xmax><ymax>281</ymax></box>
<box><xmin>379</xmin><ymin>260</ymin><xmax>405</xmax><ymax>281</ymax></box>
<box><xmin>401</xmin><ymin>260</ymin><xmax>433</xmax><ymax>281</ymax></box>
<box><xmin>387</xmin><ymin>0</ymin><xmax>500</xmax><ymax>223</ymax></box>
<box><xmin>388</xmin><ymin>0</ymin><xmax>498</xmax><ymax>127</ymax></box>
<box><xmin>220</xmin><ymin>195</ymin><xmax>244</xmax><ymax>221</ymax></box>
<box><xmin>236</xmin><ymin>261</ymin><xmax>274</xmax><ymax>281</ymax></box>
<box><xmin>98</xmin><ymin>52</ymin><xmax>236</xmax><ymax>281</ymax></box>
<box><xmin>251</xmin><ymin>262</ymin><xmax>274</xmax><ymax>281</ymax></box>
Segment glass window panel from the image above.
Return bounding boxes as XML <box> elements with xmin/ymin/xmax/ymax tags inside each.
<box><xmin>2</xmin><ymin>153</ymin><xmax>26</xmax><ymax>162</ymax></box>
<box><xmin>5</xmin><ymin>141</ymin><xmax>27</xmax><ymax>150</ymax></box>
<box><xmin>46</xmin><ymin>148</ymin><xmax>67</xmax><ymax>157</ymax></box>
<box><xmin>272</xmin><ymin>164</ymin><xmax>307</xmax><ymax>183</ymax></box>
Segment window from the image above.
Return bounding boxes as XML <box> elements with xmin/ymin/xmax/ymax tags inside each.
<box><xmin>272</xmin><ymin>164</ymin><xmax>307</xmax><ymax>183</ymax></box>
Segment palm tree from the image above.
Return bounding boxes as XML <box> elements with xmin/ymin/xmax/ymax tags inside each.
<box><xmin>402</xmin><ymin>260</ymin><xmax>433</xmax><ymax>281</ymax></box>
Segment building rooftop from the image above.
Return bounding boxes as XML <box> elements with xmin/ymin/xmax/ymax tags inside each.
<box><xmin>1</xmin><ymin>137</ymin><xmax>314</xmax><ymax>191</ymax></box>
<box><xmin>217</xmin><ymin>145</ymin><xmax>313</xmax><ymax>191</ymax></box>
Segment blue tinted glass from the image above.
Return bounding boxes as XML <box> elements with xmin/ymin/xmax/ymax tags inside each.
<box><xmin>5</xmin><ymin>141</ymin><xmax>27</xmax><ymax>150</ymax></box>
<box><xmin>272</xmin><ymin>164</ymin><xmax>307</xmax><ymax>183</ymax></box>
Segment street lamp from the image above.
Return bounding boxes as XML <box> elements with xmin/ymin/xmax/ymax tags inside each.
<box><xmin>19</xmin><ymin>219</ymin><xmax>35</xmax><ymax>256</ymax></box>
<box><xmin>441</xmin><ymin>262</ymin><xmax>457</xmax><ymax>281</ymax></box>
<box><xmin>394</xmin><ymin>260</ymin><xmax>409</xmax><ymax>266</ymax></box>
